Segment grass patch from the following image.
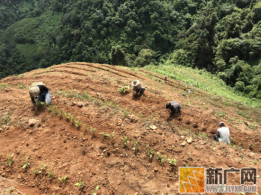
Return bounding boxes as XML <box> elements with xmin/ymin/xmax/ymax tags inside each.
<box><xmin>143</xmin><ymin>64</ymin><xmax>261</xmax><ymax>108</ymax></box>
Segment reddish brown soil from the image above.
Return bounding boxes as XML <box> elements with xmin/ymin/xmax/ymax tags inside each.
<box><xmin>0</xmin><ymin>62</ymin><xmax>261</xmax><ymax>195</ymax></box>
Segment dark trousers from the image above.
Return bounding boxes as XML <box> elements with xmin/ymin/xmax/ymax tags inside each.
<box><xmin>214</xmin><ymin>134</ymin><xmax>219</xmax><ymax>142</ymax></box>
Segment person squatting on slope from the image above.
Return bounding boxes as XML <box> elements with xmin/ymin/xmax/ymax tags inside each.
<box><xmin>132</xmin><ymin>80</ymin><xmax>145</xmax><ymax>96</ymax></box>
<box><xmin>214</xmin><ymin>122</ymin><xmax>230</xmax><ymax>144</ymax></box>
<box><xmin>166</xmin><ymin>101</ymin><xmax>181</xmax><ymax>116</ymax></box>
<box><xmin>29</xmin><ymin>83</ymin><xmax>51</xmax><ymax>111</ymax></box>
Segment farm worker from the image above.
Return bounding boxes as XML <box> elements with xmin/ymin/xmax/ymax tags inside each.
<box><xmin>132</xmin><ymin>80</ymin><xmax>145</xmax><ymax>96</ymax></box>
<box><xmin>214</xmin><ymin>122</ymin><xmax>230</xmax><ymax>144</ymax></box>
<box><xmin>29</xmin><ymin>82</ymin><xmax>51</xmax><ymax>110</ymax></box>
<box><xmin>166</xmin><ymin>101</ymin><xmax>181</xmax><ymax>115</ymax></box>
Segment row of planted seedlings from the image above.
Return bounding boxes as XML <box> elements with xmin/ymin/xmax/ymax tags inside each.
<box><xmin>5</xmin><ymin>154</ymin><xmax>100</xmax><ymax>193</ymax></box>
<box><xmin>46</xmin><ymin>104</ymin><xmax>178</xmax><ymax>168</ymax></box>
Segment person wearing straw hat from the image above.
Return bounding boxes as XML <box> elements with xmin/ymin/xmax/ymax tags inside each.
<box><xmin>132</xmin><ymin>80</ymin><xmax>146</xmax><ymax>96</ymax></box>
<box><xmin>214</xmin><ymin>122</ymin><xmax>230</xmax><ymax>144</ymax></box>
<box><xmin>166</xmin><ymin>101</ymin><xmax>181</xmax><ymax>116</ymax></box>
<box><xmin>29</xmin><ymin>82</ymin><xmax>51</xmax><ymax>111</ymax></box>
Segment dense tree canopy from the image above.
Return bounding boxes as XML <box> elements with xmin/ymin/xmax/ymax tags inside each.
<box><xmin>0</xmin><ymin>0</ymin><xmax>261</xmax><ymax>99</ymax></box>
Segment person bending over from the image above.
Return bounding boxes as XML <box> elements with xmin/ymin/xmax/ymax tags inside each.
<box><xmin>214</xmin><ymin>122</ymin><xmax>230</xmax><ymax>145</ymax></box>
<box><xmin>29</xmin><ymin>83</ymin><xmax>51</xmax><ymax>111</ymax></box>
<box><xmin>132</xmin><ymin>80</ymin><xmax>145</xmax><ymax>96</ymax></box>
<box><xmin>166</xmin><ymin>101</ymin><xmax>181</xmax><ymax>115</ymax></box>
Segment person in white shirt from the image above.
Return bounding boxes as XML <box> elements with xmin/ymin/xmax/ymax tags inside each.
<box><xmin>214</xmin><ymin>122</ymin><xmax>230</xmax><ymax>144</ymax></box>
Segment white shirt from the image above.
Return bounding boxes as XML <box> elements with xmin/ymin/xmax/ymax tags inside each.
<box><xmin>217</xmin><ymin>127</ymin><xmax>230</xmax><ymax>144</ymax></box>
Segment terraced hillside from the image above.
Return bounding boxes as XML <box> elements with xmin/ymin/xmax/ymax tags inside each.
<box><xmin>0</xmin><ymin>62</ymin><xmax>260</xmax><ymax>194</ymax></box>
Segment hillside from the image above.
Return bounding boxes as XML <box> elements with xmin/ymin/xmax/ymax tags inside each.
<box><xmin>0</xmin><ymin>63</ymin><xmax>260</xmax><ymax>194</ymax></box>
<box><xmin>1</xmin><ymin>0</ymin><xmax>261</xmax><ymax>100</ymax></box>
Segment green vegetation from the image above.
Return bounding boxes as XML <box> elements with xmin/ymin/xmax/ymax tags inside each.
<box><xmin>58</xmin><ymin>176</ymin><xmax>68</xmax><ymax>182</ymax></box>
<box><xmin>148</xmin><ymin>148</ymin><xmax>153</xmax><ymax>159</ymax></box>
<box><xmin>75</xmin><ymin>181</ymin><xmax>83</xmax><ymax>188</ymax></box>
<box><xmin>6</xmin><ymin>153</ymin><xmax>14</xmax><ymax>165</ymax></box>
<box><xmin>93</xmin><ymin>185</ymin><xmax>99</xmax><ymax>195</ymax></box>
<box><xmin>0</xmin><ymin>0</ymin><xmax>261</xmax><ymax>102</ymax></box>
<box><xmin>168</xmin><ymin>158</ymin><xmax>177</xmax><ymax>166</ymax></box>
<box><xmin>22</xmin><ymin>157</ymin><xmax>30</xmax><ymax>169</ymax></box>
<box><xmin>156</xmin><ymin>152</ymin><xmax>167</xmax><ymax>163</ymax></box>
<box><xmin>122</xmin><ymin>136</ymin><xmax>129</xmax><ymax>147</ymax></box>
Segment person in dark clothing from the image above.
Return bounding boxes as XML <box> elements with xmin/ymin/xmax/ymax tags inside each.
<box><xmin>29</xmin><ymin>84</ymin><xmax>51</xmax><ymax>111</ymax></box>
<box><xmin>166</xmin><ymin>101</ymin><xmax>181</xmax><ymax>115</ymax></box>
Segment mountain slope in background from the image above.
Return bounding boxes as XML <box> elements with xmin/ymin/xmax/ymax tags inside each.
<box><xmin>0</xmin><ymin>0</ymin><xmax>261</xmax><ymax>99</ymax></box>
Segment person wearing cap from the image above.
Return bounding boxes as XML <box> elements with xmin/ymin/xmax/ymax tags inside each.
<box><xmin>166</xmin><ymin>101</ymin><xmax>181</xmax><ymax>115</ymax></box>
<box><xmin>29</xmin><ymin>84</ymin><xmax>51</xmax><ymax>111</ymax></box>
<box><xmin>132</xmin><ymin>80</ymin><xmax>145</xmax><ymax>96</ymax></box>
<box><xmin>214</xmin><ymin>122</ymin><xmax>230</xmax><ymax>144</ymax></box>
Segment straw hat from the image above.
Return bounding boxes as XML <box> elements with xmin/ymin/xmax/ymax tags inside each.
<box><xmin>132</xmin><ymin>80</ymin><xmax>141</xmax><ymax>88</ymax></box>
<box><xmin>29</xmin><ymin>86</ymin><xmax>40</xmax><ymax>97</ymax></box>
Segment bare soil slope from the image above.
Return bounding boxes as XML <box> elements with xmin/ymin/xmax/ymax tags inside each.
<box><xmin>0</xmin><ymin>62</ymin><xmax>261</xmax><ymax>195</ymax></box>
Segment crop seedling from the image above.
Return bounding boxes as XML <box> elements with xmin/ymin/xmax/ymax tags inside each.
<box><xmin>90</xmin><ymin>127</ymin><xmax>95</xmax><ymax>137</ymax></box>
<box><xmin>253</xmin><ymin>160</ymin><xmax>258</xmax><ymax>165</ymax></box>
<box><xmin>32</xmin><ymin>163</ymin><xmax>46</xmax><ymax>174</ymax></box>
<box><xmin>22</xmin><ymin>157</ymin><xmax>30</xmax><ymax>169</ymax></box>
<box><xmin>71</xmin><ymin>115</ymin><xmax>75</xmax><ymax>125</ymax></box>
<box><xmin>157</xmin><ymin>152</ymin><xmax>167</xmax><ymax>163</ymax></box>
<box><xmin>58</xmin><ymin>176</ymin><xmax>68</xmax><ymax>182</ymax></box>
<box><xmin>133</xmin><ymin>141</ymin><xmax>139</xmax><ymax>152</ymax></box>
<box><xmin>231</xmin><ymin>137</ymin><xmax>235</xmax><ymax>145</ymax></box>
<box><xmin>6</xmin><ymin>153</ymin><xmax>14</xmax><ymax>165</ymax></box>
<box><xmin>48</xmin><ymin>171</ymin><xmax>54</xmax><ymax>178</ymax></box>
<box><xmin>93</xmin><ymin>185</ymin><xmax>99</xmax><ymax>195</ymax></box>
<box><xmin>148</xmin><ymin>148</ymin><xmax>153</xmax><ymax>159</ymax></box>
<box><xmin>122</xmin><ymin>136</ymin><xmax>129</xmax><ymax>147</ymax></box>
<box><xmin>249</xmin><ymin>143</ymin><xmax>254</xmax><ymax>149</ymax></box>
<box><xmin>110</xmin><ymin>131</ymin><xmax>114</xmax><ymax>139</ymax></box>
<box><xmin>75</xmin><ymin>181</ymin><xmax>83</xmax><ymax>188</ymax></box>
<box><xmin>75</xmin><ymin>119</ymin><xmax>82</xmax><ymax>129</ymax></box>
<box><xmin>65</xmin><ymin>112</ymin><xmax>71</xmax><ymax>121</ymax></box>
<box><xmin>168</xmin><ymin>158</ymin><xmax>177</xmax><ymax>166</ymax></box>
<box><xmin>196</xmin><ymin>128</ymin><xmax>200</xmax><ymax>135</ymax></box>
<box><xmin>119</xmin><ymin>87</ymin><xmax>126</xmax><ymax>94</ymax></box>
<box><xmin>59</xmin><ymin>110</ymin><xmax>63</xmax><ymax>119</ymax></box>
<box><xmin>83</xmin><ymin>124</ymin><xmax>88</xmax><ymax>135</ymax></box>
<box><xmin>100</xmin><ymin>132</ymin><xmax>109</xmax><ymax>137</ymax></box>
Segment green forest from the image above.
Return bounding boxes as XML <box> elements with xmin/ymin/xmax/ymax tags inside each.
<box><xmin>0</xmin><ymin>0</ymin><xmax>261</xmax><ymax>99</ymax></box>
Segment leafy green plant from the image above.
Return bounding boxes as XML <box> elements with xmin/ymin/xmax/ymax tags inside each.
<box><xmin>253</xmin><ymin>159</ymin><xmax>258</xmax><ymax>165</ymax></box>
<box><xmin>249</xmin><ymin>143</ymin><xmax>254</xmax><ymax>149</ymax></box>
<box><xmin>118</xmin><ymin>87</ymin><xmax>126</xmax><ymax>94</ymax></box>
<box><xmin>48</xmin><ymin>171</ymin><xmax>54</xmax><ymax>178</ymax></box>
<box><xmin>83</xmin><ymin>124</ymin><xmax>88</xmax><ymax>134</ymax></box>
<box><xmin>110</xmin><ymin>131</ymin><xmax>114</xmax><ymax>139</ymax></box>
<box><xmin>32</xmin><ymin>163</ymin><xmax>46</xmax><ymax>174</ymax></box>
<box><xmin>133</xmin><ymin>141</ymin><xmax>139</xmax><ymax>152</ymax></box>
<box><xmin>22</xmin><ymin>157</ymin><xmax>30</xmax><ymax>169</ymax></box>
<box><xmin>59</xmin><ymin>110</ymin><xmax>63</xmax><ymax>119</ymax></box>
<box><xmin>65</xmin><ymin>112</ymin><xmax>71</xmax><ymax>121</ymax></box>
<box><xmin>231</xmin><ymin>137</ymin><xmax>235</xmax><ymax>145</ymax></box>
<box><xmin>122</xmin><ymin>136</ymin><xmax>129</xmax><ymax>146</ymax></box>
<box><xmin>148</xmin><ymin>148</ymin><xmax>153</xmax><ymax>159</ymax></box>
<box><xmin>93</xmin><ymin>185</ymin><xmax>99</xmax><ymax>195</ymax></box>
<box><xmin>75</xmin><ymin>119</ymin><xmax>82</xmax><ymax>129</ymax></box>
<box><xmin>70</xmin><ymin>115</ymin><xmax>75</xmax><ymax>124</ymax></box>
<box><xmin>6</xmin><ymin>153</ymin><xmax>14</xmax><ymax>165</ymax></box>
<box><xmin>75</xmin><ymin>181</ymin><xmax>83</xmax><ymax>188</ymax></box>
<box><xmin>90</xmin><ymin>127</ymin><xmax>95</xmax><ymax>137</ymax></box>
<box><xmin>157</xmin><ymin>152</ymin><xmax>167</xmax><ymax>163</ymax></box>
<box><xmin>168</xmin><ymin>158</ymin><xmax>177</xmax><ymax>166</ymax></box>
<box><xmin>100</xmin><ymin>132</ymin><xmax>109</xmax><ymax>137</ymax></box>
<box><xmin>58</xmin><ymin>176</ymin><xmax>68</xmax><ymax>182</ymax></box>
